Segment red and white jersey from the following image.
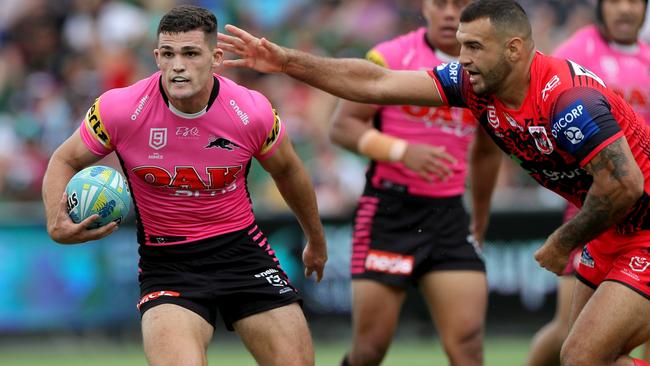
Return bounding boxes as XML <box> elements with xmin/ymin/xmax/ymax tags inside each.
<box><xmin>431</xmin><ymin>52</ymin><xmax>650</xmax><ymax>235</ymax></box>
<box><xmin>554</xmin><ymin>25</ymin><xmax>650</xmax><ymax>123</ymax></box>
<box><xmin>80</xmin><ymin>72</ymin><xmax>284</xmax><ymax>246</ymax></box>
<box><xmin>364</xmin><ymin>27</ymin><xmax>477</xmax><ymax>197</ymax></box>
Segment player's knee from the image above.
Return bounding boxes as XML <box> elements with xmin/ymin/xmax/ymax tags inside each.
<box><xmin>442</xmin><ymin>326</ymin><xmax>483</xmax><ymax>362</ymax></box>
<box><xmin>351</xmin><ymin>340</ymin><xmax>391</xmax><ymax>366</ymax></box>
<box><xmin>560</xmin><ymin>338</ymin><xmax>599</xmax><ymax>366</ymax></box>
<box><xmin>145</xmin><ymin>345</ymin><xmax>206</xmax><ymax>366</ymax></box>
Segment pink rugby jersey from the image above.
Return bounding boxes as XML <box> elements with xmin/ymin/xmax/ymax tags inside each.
<box><xmin>80</xmin><ymin>72</ymin><xmax>284</xmax><ymax>246</ymax></box>
<box><xmin>365</xmin><ymin>27</ymin><xmax>477</xmax><ymax>197</ymax></box>
<box><xmin>553</xmin><ymin>25</ymin><xmax>650</xmax><ymax>123</ymax></box>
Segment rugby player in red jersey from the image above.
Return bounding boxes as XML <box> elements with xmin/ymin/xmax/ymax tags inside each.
<box><xmin>527</xmin><ymin>0</ymin><xmax>650</xmax><ymax>364</ymax></box>
<box><xmin>219</xmin><ymin>0</ymin><xmax>650</xmax><ymax>364</ymax></box>
<box><xmin>328</xmin><ymin>1</ymin><xmax>500</xmax><ymax>365</ymax></box>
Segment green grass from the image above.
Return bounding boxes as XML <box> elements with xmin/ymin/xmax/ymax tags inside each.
<box><xmin>1</xmin><ymin>337</ymin><xmax>532</xmax><ymax>366</ymax></box>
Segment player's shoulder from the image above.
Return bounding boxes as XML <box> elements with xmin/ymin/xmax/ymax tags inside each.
<box><xmin>215</xmin><ymin>75</ymin><xmax>273</xmax><ymax>123</ymax></box>
<box><xmin>553</xmin><ymin>25</ymin><xmax>602</xmax><ymax>59</ymax></box>
<box><xmin>367</xmin><ymin>27</ymin><xmax>426</xmax><ymax>68</ymax></box>
<box><xmin>97</xmin><ymin>72</ymin><xmax>159</xmax><ymax>119</ymax></box>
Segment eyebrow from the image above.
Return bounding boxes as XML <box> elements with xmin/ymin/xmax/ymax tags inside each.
<box><xmin>159</xmin><ymin>45</ymin><xmax>202</xmax><ymax>51</ymax></box>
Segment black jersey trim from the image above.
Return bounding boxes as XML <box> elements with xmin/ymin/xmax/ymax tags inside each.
<box><xmin>158</xmin><ymin>75</ymin><xmax>220</xmax><ymax>111</ymax></box>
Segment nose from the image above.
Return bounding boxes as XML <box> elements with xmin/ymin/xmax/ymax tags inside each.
<box><xmin>172</xmin><ymin>56</ymin><xmax>185</xmax><ymax>73</ymax></box>
<box><xmin>458</xmin><ymin>47</ymin><xmax>471</xmax><ymax>67</ymax></box>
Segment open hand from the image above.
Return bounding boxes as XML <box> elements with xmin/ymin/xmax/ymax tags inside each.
<box><xmin>218</xmin><ymin>24</ymin><xmax>288</xmax><ymax>73</ymax></box>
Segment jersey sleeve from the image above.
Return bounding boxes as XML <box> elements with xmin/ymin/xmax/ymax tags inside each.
<box><xmin>551</xmin><ymin>87</ymin><xmax>623</xmax><ymax>166</ymax></box>
<box><xmin>251</xmin><ymin>91</ymin><xmax>285</xmax><ymax>161</ymax></box>
<box><xmin>79</xmin><ymin>93</ymin><xmax>117</xmax><ymax>157</ymax></box>
<box><xmin>428</xmin><ymin>62</ymin><xmax>469</xmax><ymax>108</ymax></box>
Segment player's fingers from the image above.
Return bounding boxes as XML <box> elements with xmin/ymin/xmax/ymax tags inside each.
<box><xmin>224</xmin><ymin>24</ymin><xmax>258</xmax><ymax>43</ymax></box>
<box><xmin>417</xmin><ymin>169</ymin><xmax>433</xmax><ymax>183</ymax></box>
<box><xmin>304</xmin><ymin>266</ymin><xmax>313</xmax><ymax>278</ymax></box>
<box><xmin>217</xmin><ymin>32</ymin><xmax>242</xmax><ymax>46</ymax></box>
<box><xmin>431</xmin><ymin>148</ymin><xmax>457</xmax><ymax>165</ymax></box>
<box><xmin>218</xmin><ymin>43</ymin><xmax>241</xmax><ymax>54</ymax></box>
<box><xmin>78</xmin><ymin>214</ymin><xmax>101</xmax><ymax>230</ymax></box>
<box><xmin>316</xmin><ymin>266</ymin><xmax>324</xmax><ymax>282</ymax></box>
<box><xmin>222</xmin><ymin>59</ymin><xmax>250</xmax><ymax>68</ymax></box>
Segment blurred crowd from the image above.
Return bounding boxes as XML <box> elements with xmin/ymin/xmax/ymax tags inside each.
<box><xmin>0</xmin><ymin>0</ymin><xmax>643</xmax><ymax>216</ymax></box>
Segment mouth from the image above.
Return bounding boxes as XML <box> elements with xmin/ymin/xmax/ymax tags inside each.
<box><xmin>170</xmin><ymin>76</ymin><xmax>190</xmax><ymax>85</ymax></box>
<box><xmin>466</xmin><ymin>70</ymin><xmax>481</xmax><ymax>83</ymax></box>
<box><xmin>439</xmin><ymin>25</ymin><xmax>458</xmax><ymax>37</ymax></box>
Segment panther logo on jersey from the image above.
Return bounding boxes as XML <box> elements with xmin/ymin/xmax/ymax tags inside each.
<box><xmin>205</xmin><ymin>136</ymin><xmax>239</xmax><ymax>151</ymax></box>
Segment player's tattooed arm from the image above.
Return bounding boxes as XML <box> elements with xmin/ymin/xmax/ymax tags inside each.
<box><xmin>557</xmin><ymin>138</ymin><xmax>643</xmax><ymax>250</ymax></box>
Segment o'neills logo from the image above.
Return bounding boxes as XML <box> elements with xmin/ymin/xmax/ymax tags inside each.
<box><xmin>229</xmin><ymin>99</ymin><xmax>250</xmax><ymax>125</ymax></box>
<box><xmin>131</xmin><ymin>95</ymin><xmax>149</xmax><ymax>121</ymax></box>
<box><xmin>137</xmin><ymin>290</ymin><xmax>180</xmax><ymax>309</ymax></box>
<box><xmin>365</xmin><ymin>249</ymin><xmax>413</xmax><ymax>275</ymax></box>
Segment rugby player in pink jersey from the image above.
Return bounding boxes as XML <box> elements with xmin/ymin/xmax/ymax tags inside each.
<box><xmin>328</xmin><ymin>1</ymin><xmax>501</xmax><ymax>365</ymax></box>
<box><xmin>220</xmin><ymin>0</ymin><xmax>650</xmax><ymax>364</ymax></box>
<box><xmin>42</xmin><ymin>5</ymin><xmax>327</xmax><ymax>366</ymax></box>
<box><xmin>527</xmin><ymin>0</ymin><xmax>650</xmax><ymax>364</ymax></box>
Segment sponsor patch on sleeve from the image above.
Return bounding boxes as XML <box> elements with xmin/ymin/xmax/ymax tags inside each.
<box><xmin>260</xmin><ymin>109</ymin><xmax>282</xmax><ymax>154</ymax></box>
<box><xmin>435</xmin><ymin>61</ymin><xmax>462</xmax><ymax>89</ymax></box>
<box><xmin>84</xmin><ymin>98</ymin><xmax>112</xmax><ymax>149</ymax></box>
<box><xmin>365</xmin><ymin>49</ymin><xmax>388</xmax><ymax>68</ymax></box>
<box><xmin>551</xmin><ymin>100</ymin><xmax>599</xmax><ymax>153</ymax></box>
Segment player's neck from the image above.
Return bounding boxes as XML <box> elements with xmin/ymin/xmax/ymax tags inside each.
<box><xmin>496</xmin><ymin>52</ymin><xmax>535</xmax><ymax>110</ymax></box>
<box><xmin>166</xmin><ymin>77</ymin><xmax>214</xmax><ymax>114</ymax></box>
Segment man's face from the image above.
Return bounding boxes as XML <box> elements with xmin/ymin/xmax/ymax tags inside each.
<box><xmin>456</xmin><ymin>18</ymin><xmax>511</xmax><ymax>95</ymax></box>
<box><xmin>422</xmin><ymin>0</ymin><xmax>470</xmax><ymax>50</ymax></box>
<box><xmin>154</xmin><ymin>30</ymin><xmax>221</xmax><ymax>102</ymax></box>
<box><xmin>602</xmin><ymin>0</ymin><xmax>646</xmax><ymax>44</ymax></box>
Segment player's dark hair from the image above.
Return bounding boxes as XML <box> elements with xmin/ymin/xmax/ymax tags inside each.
<box><xmin>157</xmin><ymin>5</ymin><xmax>217</xmax><ymax>38</ymax></box>
<box><xmin>596</xmin><ymin>0</ymin><xmax>648</xmax><ymax>24</ymax></box>
<box><xmin>460</xmin><ymin>0</ymin><xmax>531</xmax><ymax>39</ymax></box>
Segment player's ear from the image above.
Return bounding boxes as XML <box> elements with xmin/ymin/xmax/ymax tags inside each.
<box><xmin>213</xmin><ymin>46</ymin><xmax>224</xmax><ymax>68</ymax></box>
<box><xmin>505</xmin><ymin>37</ymin><xmax>524</xmax><ymax>62</ymax></box>
<box><xmin>153</xmin><ymin>49</ymin><xmax>161</xmax><ymax>68</ymax></box>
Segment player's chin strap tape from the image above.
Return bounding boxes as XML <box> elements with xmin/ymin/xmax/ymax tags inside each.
<box><xmin>357</xmin><ymin>128</ymin><xmax>408</xmax><ymax>162</ymax></box>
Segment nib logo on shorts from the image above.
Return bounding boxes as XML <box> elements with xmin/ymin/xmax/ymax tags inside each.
<box><xmin>580</xmin><ymin>247</ymin><xmax>595</xmax><ymax>268</ymax></box>
<box><xmin>365</xmin><ymin>249</ymin><xmax>413</xmax><ymax>275</ymax></box>
<box><xmin>205</xmin><ymin>136</ymin><xmax>239</xmax><ymax>151</ymax></box>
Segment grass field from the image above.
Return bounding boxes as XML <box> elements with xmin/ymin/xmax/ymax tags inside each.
<box><xmin>3</xmin><ymin>337</ymin><xmax>532</xmax><ymax>366</ymax></box>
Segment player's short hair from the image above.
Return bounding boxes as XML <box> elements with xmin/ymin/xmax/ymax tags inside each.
<box><xmin>157</xmin><ymin>5</ymin><xmax>217</xmax><ymax>40</ymax></box>
<box><xmin>596</xmin><ymin>0</ymin><xmax>648</xmax><ymax>24</ymax></box>
<box><xmin>460</xmin><ymin>0</ymin><xmax>531</xmax><ymax>40</ymax></box>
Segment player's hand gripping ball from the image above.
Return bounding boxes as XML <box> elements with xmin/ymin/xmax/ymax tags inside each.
<box><xmin>65</xmin><ymin>166</ymin><xmax>131</xmax><ymax>229</ymax></box>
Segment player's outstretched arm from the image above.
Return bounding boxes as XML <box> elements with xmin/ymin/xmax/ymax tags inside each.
<box><xmin>218</xmin><ymin>24</ymin><xmax>444</xmax><ymax>107</ymax></box>
<box><xmin>535</xmin><ymin>137</ymin><xmax>643</xmax><ymax>274</ymax></box>
<box><xmin>329</xmin><ymin>100</ymin><xmax>457</xmax><ymax>181</ymax></box>
<box><xmin>43</xmin><ymin>130</ymin><xmax>118</xmax><ymax>244</ymax></box>
<box><xmin>259</xmin><ymin>136</ymin><xmax>327</xmax><ymax>282</ymax></box>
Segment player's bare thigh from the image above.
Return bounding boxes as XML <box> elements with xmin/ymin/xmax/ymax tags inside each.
<box><xmin>141</xmin><ymin>303</ymin><xmax>214</xmax><ymax>366</ymax></box>
<box><xmin>419</xmin><ymin>270</ymin><xmax>487</xmax><ymax>333</ymax></box>
<box><xmin>563</xmin><ymin>281</ymin><xmax>650</xmax><ymax>364</ymax></box>
<box><xmin>234</xmin><ymin>302</ymin><xmax>314</xmax><ymax>366</ymax></box>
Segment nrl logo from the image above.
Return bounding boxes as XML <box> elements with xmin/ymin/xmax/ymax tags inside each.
<box><xmin>149</xmin><ymin>128</ymin><xmax>167</xmax><ymax>150</ymax></box>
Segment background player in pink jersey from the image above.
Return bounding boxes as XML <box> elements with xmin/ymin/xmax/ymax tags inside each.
<box><xmin>219</xmin><ymin>0</ymin><xmax>650</xmax><ymax>364</ymax></box>
<box><xmin>42</xmin><ymin>5</ymin><xmax>327</xmax><ymax>366</ymax></box>
<box><xmin>527</xmin><ymin>0</ymin><xmax>650</xmax><ymax>364</ymax></box>
<box><xmin>328</xmin><ymin>1</ymin><xmax>501</xmax><ymax>365</ymax></box>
